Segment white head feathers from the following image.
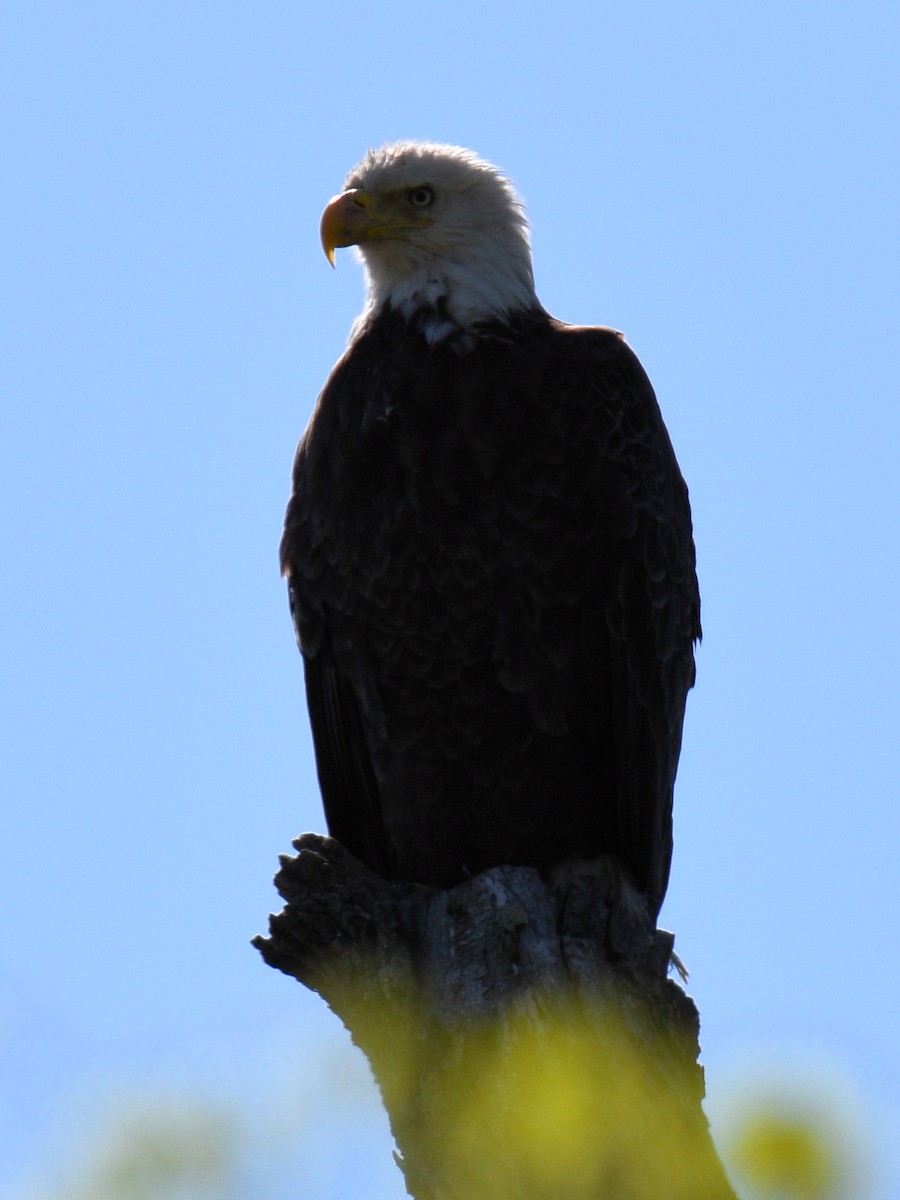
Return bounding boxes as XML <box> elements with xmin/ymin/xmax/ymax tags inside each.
<box><xmin>334</xmin><ymin>141</ymin><xmax>540</xmax><ymax>334</ymax></box>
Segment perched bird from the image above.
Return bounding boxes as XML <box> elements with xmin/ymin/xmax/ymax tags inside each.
<box><xmin>281</xmin><ymin>142</ymin><xmax>700</xmax><ymax>919</ymax></box>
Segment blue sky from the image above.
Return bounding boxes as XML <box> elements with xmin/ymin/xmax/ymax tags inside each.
<box><xmin>3</xmin><ymin>1</ymin><xmax>898</xmax><ymax>1196</ymax></box>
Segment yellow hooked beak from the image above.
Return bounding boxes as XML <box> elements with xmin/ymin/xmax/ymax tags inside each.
<box><xmin>319</xmin><ymin>189</ymin><xmax>373</xmax><ymax>267</ymax></box>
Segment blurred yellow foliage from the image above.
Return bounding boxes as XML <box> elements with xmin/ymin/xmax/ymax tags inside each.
<box><xmin>382</xmin><ymin>999</ymin><xmax>737</xmax><ymax>1200</ymax></box>
<box><xmin>23</xmin><ymin>996</ymin><xmax>876</xmax><ymax>1200</ymax></box>
<box><xmin>727</xmin><ymin>1103</ymin><xmax>858</xmax><ymax>1200</ymax></box>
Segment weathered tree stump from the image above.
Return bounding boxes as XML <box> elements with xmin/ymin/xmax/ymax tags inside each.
<box><xmin>254</xmin><ymin>833</ymin><xmax>737</xmax><ymax>1200</ymax></box>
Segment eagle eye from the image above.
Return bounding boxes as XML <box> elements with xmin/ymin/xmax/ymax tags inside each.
<box><xmin>406</xmin><ymin>185</ymin><xmax>435</xmax><ymax>209</ymax></box>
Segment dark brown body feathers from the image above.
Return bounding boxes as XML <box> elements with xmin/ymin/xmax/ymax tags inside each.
<box><xmin>282</xmin><ymin>306</ymin><xmax>699</xmax><ymax>918</ymax></box>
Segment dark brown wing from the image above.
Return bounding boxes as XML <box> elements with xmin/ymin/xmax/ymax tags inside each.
<box><xmin>545</xmin><ymin>322</ymin><xmax>700</xmax><ymax>911</ymax></box>
<box><xmin>281</xmin><ymin>309</ymin><xmax>699</xmax><ymax>916</ymax></box>
<box><xmin>280</xmin><ymin>330</ymin><xmax>396</xmax><ymax>877</ymax></box>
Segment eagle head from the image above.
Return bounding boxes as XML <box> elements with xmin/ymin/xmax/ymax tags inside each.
<box><xmin>320</xmin><ymin>142</ymin><xmax>539</xmax><ymax>332</ymax></box>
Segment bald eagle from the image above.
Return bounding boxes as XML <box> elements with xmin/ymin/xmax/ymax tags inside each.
<box><xmin>282</xmin><ymin>142</ymin><xmax>700</xmax><ymax>919</ymax></box>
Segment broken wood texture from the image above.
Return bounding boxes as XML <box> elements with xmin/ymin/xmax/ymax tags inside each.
<box><xmin>253</xmin><ymin>833</ymin><xmax>737</xmax><ymax>1200</ymax></box>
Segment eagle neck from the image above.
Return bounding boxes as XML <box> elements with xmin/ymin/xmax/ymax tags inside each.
<box><xmin>353</xmin><ymin>299</ymin><xmax>551</xmax><ymax>356</ymax></box>
<box><xmin>359</xmin><ymin>248</ymin><xmax>539</xmax><ymax>343</ymax></box>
